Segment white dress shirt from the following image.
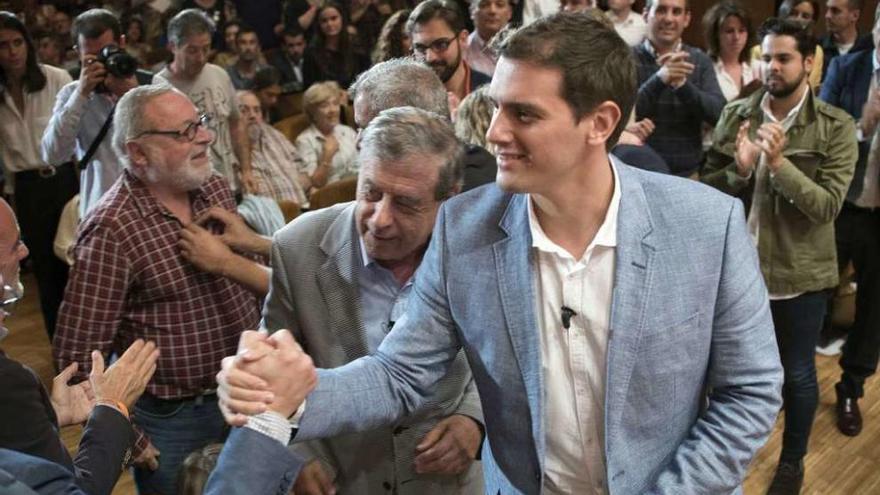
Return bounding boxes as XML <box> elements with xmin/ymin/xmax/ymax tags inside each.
<box><xmin>609</xmin><ymin>10</ymin><xmax>647</xmax><ymax>47</ymax></box>
<box><xmin>464</xmin><ymin>31</ymin><xmax>497</xmax><ymax>77</ymax></box>
<box><xmin>713</xmin><ymin>60</ymin><xmax>758</xmax><ymax>102</ymax></box>
<box><xmin>0</xmin><ymin>64</ymin><xmax>72</xmax><ymax>191</ymax></box>
<box><xmin>529</xmin><ymin>160</ymin><xmax>620</xmax><ymax>495</ymax></box>
<box><xmin>522</xmin><ymin>0</ymin><xmax>559</xmax><ymax>26</ymax></box>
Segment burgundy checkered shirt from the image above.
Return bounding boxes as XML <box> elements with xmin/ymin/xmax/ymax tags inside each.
<box><xmin>54</xmin><ymin>170</ymin><xmax>261</xmax><ymax>454</ymax></box>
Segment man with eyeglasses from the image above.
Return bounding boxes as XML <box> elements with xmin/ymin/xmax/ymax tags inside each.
<box><xmin>0</xmin><ymin>197</ymin><xmax>161</xmax><ymax>495</ymax></box>
<box><xmin>408</xmin><ymin>0</ymin><xmax>491</xmax><ymax>118</ymax></box>
<box><xmin>53</xmin><ymin>84</ymin><xmax>262</xmax><ymax>495</ymax></box>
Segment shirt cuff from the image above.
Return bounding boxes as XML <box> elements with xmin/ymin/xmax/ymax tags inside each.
<box><xmin>289</xmin><ymin>399</ymin><xmax>306</xmax><ymax>427</ymax></box>
<box><xmin>245</xmin><ymin>411</ymin><xmax>293</xmax><ymax>446</ymax></box>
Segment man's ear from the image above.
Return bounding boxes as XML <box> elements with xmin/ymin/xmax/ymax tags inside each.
<box><xmin>458</xmin><ymin>29</ymin><xmax>469</xmax><ymax>45</ymax></box>
<box><xmin>584</xmin><ymin>101</ymin><xmax>622</xmax><ymax>148</ymax></box>
<box><xmin>126</xmin><ymin>141</ymin><xmax>149</xmax><ymax>173</ymax></box>
<box><xmin>119</xmin><ymin>34</ymin><xmax>127</xmax><ymax>48</ymax></box>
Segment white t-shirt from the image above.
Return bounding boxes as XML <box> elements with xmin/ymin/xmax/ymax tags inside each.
<box><xmin>155</xmin><ymin>63</ymin><xmax>241</xmax><ymax>191</ymax></box>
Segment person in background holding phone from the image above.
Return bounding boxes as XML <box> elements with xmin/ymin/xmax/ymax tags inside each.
<box><xmin>42</xmin><ymin>8</ymin><xmax>148</xmax><ymax>220</ymax></box>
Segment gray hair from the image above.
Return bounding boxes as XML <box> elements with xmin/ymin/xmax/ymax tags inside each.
<box><xmin>349</xmin><ymin>57</ymin><xmax>450</xmax><ymax>124</ymax></box>
<box><xmin>112</xmin><ymin>83</ymin><xmax>181</xmax><ymax>168</ymax></box>
<box><xmin>167</xmin><ymin>8</ymin><xmax>215</xmax><ymax>47</ymax></box>
<box><xmin>359</xmin><ymin>106</ymin><xmax>464</xmax><ymax>199</ymax></box>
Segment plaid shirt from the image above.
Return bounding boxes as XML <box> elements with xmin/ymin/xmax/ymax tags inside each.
<box><xmin>250</xmin><ymin>123</ymin><xmax>308</xmax><ymax>205</ymax></box>
<box><xmin>54</xmin><ymin>170</ymin><xmax>261</xmax><ymax>453</ymax></box>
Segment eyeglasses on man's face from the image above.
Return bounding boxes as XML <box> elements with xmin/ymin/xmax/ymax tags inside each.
<box><xmin>134</xmin><ymin>113</ymin><xmax>212</xmax><ymax>142</ymax></box>
<box><xmin>412</xmin><ymin>36</ymin><xmax>456</xmax><ymax>55</ymax></box>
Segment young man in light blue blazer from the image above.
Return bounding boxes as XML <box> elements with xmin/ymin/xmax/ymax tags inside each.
<box><xmin>218</xmin><ymin>11</ymin><xmax>783</xmax><ymax>494</ymax></box>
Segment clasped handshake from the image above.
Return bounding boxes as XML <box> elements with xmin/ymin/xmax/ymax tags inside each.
<box><xmin>215</xmin><ymin>330</ymin><xmax>318</xmax><ymax>425</ymax></box>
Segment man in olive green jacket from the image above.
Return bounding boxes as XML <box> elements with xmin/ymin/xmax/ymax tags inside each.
<box><xmin>702</xmin><ymin>18</ymin><xmax>856</xmax><ymax>495</ymax></box>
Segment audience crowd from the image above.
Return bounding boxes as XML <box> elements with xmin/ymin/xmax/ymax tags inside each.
<box><xmin>0</xmin><ymin>0</ymin><xmax>878</xmax><ymax>494</ymax></box>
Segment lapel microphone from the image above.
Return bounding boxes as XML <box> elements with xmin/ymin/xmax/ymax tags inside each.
<box><xmin>561</xmin><ymin>306</ymin><xmax>577</xmax><ymax>330</ymax></box>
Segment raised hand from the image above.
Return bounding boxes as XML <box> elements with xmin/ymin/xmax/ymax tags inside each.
<box><xmin>51</xmin><ymin>362</ymin><xmax>96</xmax><ymax>427</ymax></box>
<box><xmin>734</xmin><ymin>121</ymin><xmax>761</xmax><ymax>178</ymax></box>
<box><xmin>89</xmin><ymin>339</ymin><xmax>159</xmax><ymax>409</ymax></box>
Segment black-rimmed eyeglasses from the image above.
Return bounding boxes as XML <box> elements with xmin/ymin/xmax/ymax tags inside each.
<box><xmin>134</xmin><ymin>113</ymin><xmax>211</xmax><ymax>142</ymax></box>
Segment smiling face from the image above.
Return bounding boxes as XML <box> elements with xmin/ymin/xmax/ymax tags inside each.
<box><xmin>411</xmin><ymin>18</ymin><xmax>466</xmax><ymax>83</ymax></box>
<box><xmin>645</xmin><ymin>0</ymin><xmax>691</xmax><ymax>49</ymax></box>
<box><xmin>486</xmin><ymin>57</ymin><xmax>594</xmax><ymax>195</ymax></box>
<box><xmin>131</xmin><ymin>92</ymin><xmax>215</xmax><ymax>192</ymax></box>
<box><xmin>355</xmin><ymin>154</ymin><xmax>444</xmax><ymax>265</ymax></box>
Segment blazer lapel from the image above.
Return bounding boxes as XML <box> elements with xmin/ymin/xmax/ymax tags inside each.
<box><xmin>316</xmin><ymin>204</ymin><xmax>370</xmax><ymax>361</ymax></box>
<box><xmin>493</xmin><ymin>194</ymin><xmax>546</xmax><ymax>461</ymax></box>
<box><xmin>605</xmin><ymin>163</ymin><xmax>657</xmax><ymax>438</ymax></box>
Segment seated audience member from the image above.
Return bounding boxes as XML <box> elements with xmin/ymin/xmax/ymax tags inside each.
<box><xmin>818</xmin><ymin>5</ymin><xmax>880</xmax><ymax>439</ymax></box>
<box><xmin>751</xmin><ymin>0</ymin><xmax>824</xmax><ymax>88</ymax></box>
<box><xmin>820</xmin><ymin>0</ymin><xmax>872</xmax><ymax>80</ymax></box>
<box><xmin>237</xmin><ymin>90</ymin><xmax>308</xmax><ymax>205</ymax></box>
<box><xmin>34</xmin><ymin>31</ymin><xmax>63</xmax><ymax>67</ymax></box>
<box><xmin>212</xmin><ymin>19</ymin><xmax>240</xmax><ymax>67</ymax></box>
<box><xmin>268</xmin><ymin>25</ymin><xmax>307</xmax><ymax>93</ymax></box>
<box><xmin>702</xmin><ymin>18</ymin><xmax>857</xmax><ymax>493</ymax></box>
<box><xmin>295</xmin><ymin>81</ymin><xmax>358</xmax><ymax>195</ymax></box>
<box><xmin>408</xmin><ymin>0</ymin><xmax>492</xmax><ymax>114</ymax></box>
<box><xmin>607</xmin><ymin>0</ymin><xmax>647</xmax><ymax>47</ymax></box>
<box><xmin>302</xmin><ymin>3</ymin><xmax>370</xmax><ymax>89</ymax></box>
<box><xmin>260</xmin><ymin>106</ymin><xmax>485</xmax><ymax>494</ymax></box>
<box><xmin>465</xmin><ymin>0</ymin><xmax>512</xmax><ymax>77</ymax></box>
<box><xmin>53</xmin><ymin>84</ymin><xmax>263</xmax><ymax>495</ymax></box>
<box><xmin>252</xmin><ymin>66</ymin><xmax>283</xmax><ymax>123</ymax></box>
<box><xmin>42</xmin><ymin>9</ymin><xmax>142</xmax><ymax>219</ymax></box>
<box><xmin>0</xmin><ymin>12</ymin><xmax>75</xmax><ymax>338</ymax></box>
<box><xmin>349</xmin><ymin>0</ymin><xmax>386</xmax><ymax>55</ymax></box>
<box><xmin>1</xmin><ymin>196</ymin><xmax>160</xmax><ymax>495</ymax></box>
<box><xmin>703</xmin><ymin>1</ymin><xmax>758</xmax><ymax>102</ymax></box>
<box><xmin>350</xmin><ymin>57</ymin><xmax>497</xmax><ymax>191</ymax></box>
<box><xmin>227</xmin><ymin>24</ymin><xmax>268</xmax><ymax>89</ymax></box>
<box><xmin>372</xmin><ymin>9</ymin><xmax>412</xmax><ymax>64</ymax></box>
<box><xmin>454</xmin><ymin>85</ymin><xmax>493</xmax><ymax>148</ymax></box>
<box><xmin>178</xmin><ymin>443</ymin><xmax>223</xmax><ymax>495</ymax></box>
<box><xmin>155</xmin><ymin>8</ymin><xmax>255</xmax><ymax>194</ymax></box>
<box><xmin>123</xmin><ymin>15</ymin><xmax>153</xmax><ymax>68</ymax></box>
<box><xmin>632</xmin><ymin>0</ymin><xmax>725</xmax><ymax>177</ymax></box>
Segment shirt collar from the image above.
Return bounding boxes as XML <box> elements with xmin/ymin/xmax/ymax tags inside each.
<box><xmin>643</xmin><ymin>39</ymin><xmax>682</xmax><ymax>59</ymax></box>
<box><xmin>124</xmin><ymin>169</ymin><xmax>210</xmax><ymax>220</ymax></box>
<box><xmin>527</xmin><ymin>157</ymin><xmax>621</xmax><ymax>260</ymax></box>
<box><xmin>759</xmin><ymin>83</ymin><xmax>810</xmax><ymax>126</ymax></box>
<box><xmin>873</xmin><ymin>48</ymin><xmax>879</xmax><ymax>73</ymax></box>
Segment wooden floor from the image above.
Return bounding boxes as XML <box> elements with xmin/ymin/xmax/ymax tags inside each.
<box><xmin>3</xmin><ymin>273</ymin><xmax>879</xmax><ymax>494</ymax></box>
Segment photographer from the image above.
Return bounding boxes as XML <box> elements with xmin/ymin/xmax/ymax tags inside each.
<box><xmin>42</xmin><ymin>9</ymin><xmax>152</xmax><ymax>218</ymax></box>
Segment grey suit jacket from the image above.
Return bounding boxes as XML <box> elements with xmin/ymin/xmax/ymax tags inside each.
<box><xmin>264</xmin><ymin>203</ymin><xmax>484</xmax><ymax>494</ymax></box>
<box><xmin>294</xmin><ymin>160</ymin><xmax>784</xmax><ymax>494</ymax></box>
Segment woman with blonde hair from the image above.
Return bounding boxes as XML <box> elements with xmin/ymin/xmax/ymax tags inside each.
<box><xmin>295</xmin><ymin>81</ymin><xmax>358</xmax><ymax>195</ymax></box>
<box><xmin>454</xmin><ymin>86</ymin><xmax>494</xmax><ymax>150</ymax></box>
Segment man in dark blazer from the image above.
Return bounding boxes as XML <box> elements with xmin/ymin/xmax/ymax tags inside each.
<box><xmin>0</xmin><ymin>198</ymin><xmax>158</xmax><ymax>495</ymax></box>
<box><xmin>818</xmin><ymin>9</ymin><xmax>880</xmax><ymax>438</ymax></box>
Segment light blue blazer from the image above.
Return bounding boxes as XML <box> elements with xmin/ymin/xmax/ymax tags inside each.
<box><xmin>296</xmin><ymin>160</ymin><xmax>783</xmax><ymax>494</ymax></box>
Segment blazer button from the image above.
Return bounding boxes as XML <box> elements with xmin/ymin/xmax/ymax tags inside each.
<box><xmin>383</xmin><ymin>481</ymin><xmax>392</xmax><ymax>490</ymax></box>
<box><xmin>534</xmin><ymin>469</ymin><xmax>541</xmax><ymax>481</ymax></box>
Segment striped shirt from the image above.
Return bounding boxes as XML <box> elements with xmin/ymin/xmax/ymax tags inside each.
<box><xmin>250</xmin><ymin>123</ymin><xmax>308</xmax><ymax>205</ymax></box>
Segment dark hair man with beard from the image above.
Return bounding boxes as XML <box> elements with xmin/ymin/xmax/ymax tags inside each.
<box><xmin>407</xmin><ymin>0</ymin><xmax>491</xmax><ymax>117</ymax></box>
<box><xmin>702</xmin><ymin>17</ymin><xmax>857</xmax><ymax>495</ymax></box>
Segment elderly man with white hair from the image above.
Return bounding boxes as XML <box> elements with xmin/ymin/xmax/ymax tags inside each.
<box><xmin>53</xmin><ymin>83</ymin><xmax>262</xmax><ymax>495</ymax></box>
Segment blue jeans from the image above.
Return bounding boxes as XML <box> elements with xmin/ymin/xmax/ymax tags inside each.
<box><xmin>132</xmin><ymin>394</ymin><xmax>227</xmax><ymax>495</ymax></box>
<box><xmin>771</xmin><ymin>291</ymin><xmax>828</xmax><ymax>463</ymax></box>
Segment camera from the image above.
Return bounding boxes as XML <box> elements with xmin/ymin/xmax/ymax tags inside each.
<box><xmin>96</xmin><ymin>45</ymin><xmax>138</xmax><ymax>79</ymax></box>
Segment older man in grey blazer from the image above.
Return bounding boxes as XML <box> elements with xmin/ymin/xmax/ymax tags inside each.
<box><xmin>220</xmin><ymin>12</ymin><xmax>783</xmax><ymax>494</ymax></box>
<box><xmin>262</xmin><ymin>106</ymin><xmax>484</xmax><ymax>494</ymax></box>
